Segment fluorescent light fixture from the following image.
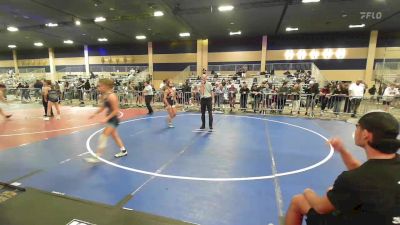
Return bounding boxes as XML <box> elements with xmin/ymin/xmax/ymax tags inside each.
<box><xmin>63</xmin><ymin>40</ymin><xmax>74</xmax><ymax>44</ymax></box>
<box><xmin>98</xmin><ymin>38</ymin><xmax>108</xmax><ymax>42</ymax></box>
<box><xmin>302</xmin><ymin>0</ymin><xmax>320</xmax><ymax>3</ymax></box>
<box><xmin>285</xmin><ymin>50</ymin><xmax>295</xmax><ymax>60</ymax></box>
<box><xmin>34</xmin><ymin>42</ymin><xmax>44</xmax><ymax>47</ymax></box>
<box><xmin>297</xmin><ymin>50</ymin><xmax>307</xmax><ymax>60</ymax></box>
<box><xmin>309</xmin><ymin>49</ymin><xmax>320</xmax><ymax>59</ymax></box>
<box><xmin>218</xmin><ymin>5</ymin><xmax>234</xmax><ymax>12</ymax></box>
<box><xmin>45</xmin><ymin>23</ymin><xmax>58</xmax><ymax>27</ymax></box>
<box><xmin>179</xmin><ymin>32</ymin><xmax>190</xmax><ymax>37</ymax></box>
<box><xmin>349</xmin><ymin>24</ymin><xmax>365</xmax><ymax>28</ymax></box>
<box><xmin>335</xmin><ymin>48</ymin><xmax>346</xmax><ymax>59</ymax></box>
<box><xmin>7</xmin><ymin>26</ymin><xmax>19</xmax><ymax>32</ymax></box>
<box><xmin>8</xmin><ymin>45</ymin><xmax>17</xmax><ymax>49</ymax></box>
<box><xmin>229</xmin><ymin>31</ymin><xmax>241</xmax><ymax>36</ymax></box>
<box><xmin>75</xmin><ymin>20</ymin><xmax>81</xmax><ymax>26</ymax></box>
<box><xmin>154</xmin><ymin>11</ymin><xmax>164</xmax><ymax>17</ymax></box>
<box><xmin>135</xmin><ymin>35</ymin><xmax>146</xmax><ymax>40</ymax></box>
<box><xmin>322</xmin><ymin>49</ymin><xmax>333</xmax><ymax>59</ymax></box>
<box><xmin>94</xmin><ymin>17</ymin><xmax>106</xmax><ymax>22</ymax></box>
<box><xmin>286</xmin><ymin>27</ymin><xmax>299</xmax><ymax>32</ymax></box>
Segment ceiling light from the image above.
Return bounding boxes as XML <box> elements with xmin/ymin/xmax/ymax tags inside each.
<box><xmin>64</xmin><ymin>40</ymin><xmax>74</xmax><ymax>44</ymax></box>
<box><xmin>34</xmin><ymin>42</ymin><xmax>44</xmax><ymax>47</ymax></box>
<box><xmin>302</xmin><ymin>0</ymin><xmax>320</xmax><ymax>3</ymax></box>
<box><xmin>286</xmin><ymin>27</ymin><xmax>299</xmax><ymax>32</ymax></box>
<box><xmin>285</xmin><ymin>50</ymin><xmax>295</xmax><ymax>60</ymax></box>
<box><xmin>98</xmin><ymin>38</ymin><xmax>108</xmax><ymax>42</ymax></box>
<box><xmin>154</xmin><ymin>11</ymin><xmax>164</xmax><ymax>17</ymax></box>
<box><xmin>7</xmin><ymin>26</ymin><xmax>19</xmax><ymax>32</ymax></box>
<box><xmin>75</xmin><ymin>20</ymin><xmax>81</xmax><ymax>26</ymax></box>
<box><xmin>297</xmin><ymin>50</ymin><xmax>307</xmax><ymax>60</ymax></box>
<box><xmin>229</xmin><ymin>31</ymin><xmax>241</xmax><ymax>36</ymax></box>
<box><xmin>335</xmin><ymin>48</ymin><xmax>346</xmax><ymax>59</ymax></box>
<box><xmin>179</xmin><ymin>32</ymin><xmax>190</xmax><ymax>37</ymax></box>
<box><xmin>136</xmin><ymin>35</ymin><xmax>146</xmax><ymax>40</ymax></box>
<box><xmin>309</xmin><ymin>49</ymin><xmax>320</xmax><ymax>59</ymax></box>
<box><xmin>218</xmin><ymin>5</ymin><xmax>234</xmax><ymax>12</ymax></box>
<box><xmin>349</xmin><ymin>24</ymin><xmax>365</xmax><ymax>28</ymax></box>
<box><xmin>322</xmin><ymin>49</ymin><xmax>333</xmax><ymax>59</ymax></box>
<box><xmin>45</xmin><ymin>23</ymin><xmax>58</xmax><ymax>27</ymax></box>
<box><xmin>94</xmin><ymin>17</ymin><xmax>106</xmax><ymax>22</ymax></box>
<box><xmin>8</xmin><ymin>45</ymin><xmax>17</xmax><ymax>49</ymax></box>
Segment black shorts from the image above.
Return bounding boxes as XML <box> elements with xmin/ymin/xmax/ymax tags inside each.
<box><xmin>382</xmin><ymin>101</ymin><xmax>391</xmax><ymax>105</ymax></box>
<box><xmin>48</xmin><ymin>98</ymin><xmax>59</xmax><ymax>103</ymax></box>
<box><xmin>306</xmin><ymin>209</ymin><xmax>341</xmax><ymax>225</ymax></box>
<box><xmin>106</xmin><ymin>116</ymin><xmax>119</xmax><ymax>128</ymax></box>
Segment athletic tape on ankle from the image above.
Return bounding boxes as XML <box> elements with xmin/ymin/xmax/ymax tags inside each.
<box><xmin>98</xmin><ymin>134</ymin><xmax>108</xmax><ymax>149</ymax></box>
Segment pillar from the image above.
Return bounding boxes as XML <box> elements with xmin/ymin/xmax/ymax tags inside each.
<box><xmin>365</xmin><ymin>30</ymin><xmax>378</xmax><ymax>85</ymax></box>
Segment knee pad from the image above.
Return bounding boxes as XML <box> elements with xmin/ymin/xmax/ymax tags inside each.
<box><xmin>98</xmin><ymin>134</ymin><xmax>108</xmax><ymax>149</ymax></box>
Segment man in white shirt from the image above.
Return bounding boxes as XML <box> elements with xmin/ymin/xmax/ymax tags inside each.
<box><xmin>382</xmin><ymin>83</ymin><xmax>400</xmax><ymax>112</ymax></box>
<box><xmin>348</xmin><ymin>80</ymin><xmax>365</xmax><ymax>117</ymax></box>
<box><xmin>199</xmin><ymin>75</ymin><xmax>214</xmax><ymax>130</ymax></box>
<box><xmin>159</xmin><ymin>79</ymin><xmax>166</xmax><ymax>91</ymax></box>
<box><xmin>143</xmin><ymin>81</ymin><xmax>154</xmax><ymax>115</ymax></box>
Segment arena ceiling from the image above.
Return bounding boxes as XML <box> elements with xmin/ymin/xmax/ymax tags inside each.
<box><xmin>0</xmin><ymin>0</ymin><xmax>399</xmax><ymax>49</ymax></box>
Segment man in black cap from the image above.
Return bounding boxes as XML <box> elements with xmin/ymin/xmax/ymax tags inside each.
<box><xmin>285</xmin><ymin>111</ymin><xmax>400</xmax><ymax>225</ymax></box>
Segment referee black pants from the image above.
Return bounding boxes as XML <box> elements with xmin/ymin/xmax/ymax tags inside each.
<box><xmin>145</xmin><ymin>95</ymin><xmax>153</xmax><ymax>114</ymax></box>
<box><xmin>201</xmin><ymin>97</ymin><xmax>213</xmax><ymax>128</ymax></box>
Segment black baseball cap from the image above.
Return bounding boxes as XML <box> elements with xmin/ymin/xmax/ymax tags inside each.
<box><xmin>358</xmin><ymin>111</ymin><xmax>400</xmax><ymax>154</ymax></box>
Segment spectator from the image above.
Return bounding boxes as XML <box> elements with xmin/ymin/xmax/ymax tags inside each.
<box><xmin>285</xmin><ymin>111</ymin><xmax>400</xmax><ymax>225</ymax></box>
<box><xmin>382</xmin><ymin>83</ymin><xmax>400</xmax><ymax>112</ymax></box>
<box><xmin>214</xmin><ymin>83</ymin><xmax>224</xmax><ymax>109</ymax></box>
<box><xmin>182</xmin><ymin>80</ymin><xmax>192</xmax><ymax>105</ymax></box>
<box><xmin>348</xmin><ymin>80</ymin><xmax>365</xmax><ymax>118</ymax></box>
<box><xmin>304</xmin><ymin>81</ymin><xmax>319</xmax><ymax>116</ymax></box>
<box><xmin>228</xmin><ymin>84</ymin><xmax>237</xmax><ymax>111</ymax></box>
<box><xmin>58</xmin><ymin>81</ymin><xmax>64</xmax><ymax>100</ymax></box>
<box><xmin>239</xmin><ymin>82</ymin><xmax>250</xmax><ymax>111</ymax></box>
<box><xmin>159</xmin><ymin>79</ymin><xmax>167</xmax><ymax>91</ymax></box>
<box><xmin>291</xmin><ymin>82</ymin><xmax>301</xmax><ymax>115</ymax></box>
<box><xmin>251</xmin><ymin>84</ymin><xmax>262</xmax><ymax>113</ymax></box>
<box><xmin>260</xmin><ymin>82</ymin><xmax>272</xmax><ymax>114</ymax></box>
<box><xmin>319</xmin><ymin>84</ymin><xmax>331</xmax><ymax>115</ymax></box>
<box><xmin>332</xmin><ymin>83</ymin><xmax>347</xmax><ymax>117</ymax></box>
<box><xmin>33</xmin><ymin>80</ymin><xmax>43</xmax><ymax>101</ymax></box>
<box><xmin>277</xmin><ymin>81</ymin><xmax>290</xmax><ymax>114</ymax></box>
<box><xmin>368</xmin><ymin>84</ymin><xmax>377</xmax><ymax>99</ymax></box>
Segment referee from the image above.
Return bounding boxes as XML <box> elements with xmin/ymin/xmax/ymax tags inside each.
<box><xmin>199</xmin><ymin>75</ymin><xmax>214</xmax><ymax>130</ymax></box>
<box><xmin>143</xmin><ymin>81</ymin><xmax>154</xmax><ymax>115</ymax></box>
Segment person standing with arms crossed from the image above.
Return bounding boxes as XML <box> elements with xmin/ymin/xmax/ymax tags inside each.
<box><xmin>199</xmin><ymin>75</ymin><xmax>214</xmax><ymax>130</ymax></box>
<box><xmin>143</xmin><ymin>81</ymin><xmax>154</xmax><ymax>115</ymax></box>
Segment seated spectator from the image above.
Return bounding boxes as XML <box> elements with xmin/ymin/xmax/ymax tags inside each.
<box><xmin>382</xmin><ymin>83</ymin><xmax>400</xmax><ymax>112</ymax></box>
<box><xmin>285</xmin><ymin>111</ymin><xmax>400</xmax><ymax>225</ymax></box>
